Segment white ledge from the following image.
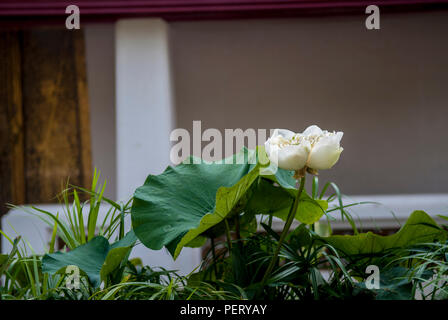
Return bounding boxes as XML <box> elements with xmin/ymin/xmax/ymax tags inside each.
<box><xmin>268</xmin><ymin>193</ymin><xmax>448</xmax><ymax>231</ymax></box>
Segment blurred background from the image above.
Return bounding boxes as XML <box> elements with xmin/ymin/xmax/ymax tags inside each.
<box><xmin>1</xmin><ymin>0</ymin><xmax>448</xmax><ymax>274</ymax></box>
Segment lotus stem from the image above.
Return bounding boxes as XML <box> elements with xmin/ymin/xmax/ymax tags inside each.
<box><xmin>210</xmin><ymin>237</ymin><xmax>218</xmax><ymax>278</ymax></box>
<box><xmin>258</xmin><ymin>175</ymin><xmax>306</xmax><ymax>292</ymax></box>
<box><xmin>235</xmin><ymin>215</ymin><xmax>241</xmax><ymax>241</ymax></box>
<box><xmin>224</xmin><ymin>219</ymin><xmax>232</xmax><ymax>251</ymax></box>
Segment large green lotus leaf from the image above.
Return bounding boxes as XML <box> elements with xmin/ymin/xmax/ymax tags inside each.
<box><xmin>172</xmin><ymin>165</ymin><xmax>263</xmax><ymax>258</ymax></box>
<box><xmin>253</xmin><ymin>148</ymin><xmax>328</xmax><ymax>224</ymax></box>
<box><xmin>132</xmin><ymin>147</ymin><xmax>270</xmax><ymax>259</ymax></box>
<box><xmin>354</xmin><ymin>267</ymin><xmax>414</xmax><ymax>300</ymax></box>
<box><xmin>246</xmin><ymin>178</ymin><xmax>328</xmax><ymax>225</ymax></box>
<box><xmin>42</xmin><ymin>231</ymin><xmax>136</xmax><ymax>287</ymax></box>
<box><xmin>320</xmin><ymin>211</ymin><xmax>446</xmax><ymax>256</ymax></box>
<box><xmin>42</xmin><ymin>236</ymin><xmax>108</xmax><ymax>287</ymax></box>
<box><xmin>100</xmin><ymin>230</ymin><xmax>137</xmax><ymax>281</ymax></box>
<box><xmin>275</xmin><ymin>193</ymin><xmax>328</xmax><ymax>225</ymax></box>
<box><xmin>258</xmin><ymin>162</ymin><xmax>296</xmax><ymax>190</ymax></box>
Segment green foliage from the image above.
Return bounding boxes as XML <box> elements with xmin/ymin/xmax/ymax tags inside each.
<box><xmin>320</xmin><ymin>211</ymin><xmax>446</xmax><ymax>256</ymax></box>
<box><xmin>390</xmin><ymin>241</ymin><xmax>448</xmax><ymax>300</ymax></box>
<box><xmin>132</xmin><ymin>147</ymin><xmax>258</xmax><ymax>259</ymax></box>
<box><xmin>13</xmin><ymin>169</ymin><xmax>131</xmax><ymax>251</ymax></box>
<box><xmin>92</xmin><ymin>265</ymin><xmax>240</xmax><ymax>300</ymax></box>
<box><xmin>132</xmin><ymin>147</ymin><xmax>327</xmax><ymax>259</ymax></box>
<box><xmin>42</xmin><ymin>231</ymin><xmax>136</xmax><ymax>287</ymax></box>
<box><xmin>194</xmin><ymin>223</ymin><xmax>357</xmax><ymax>300</ymax></box>
<box><xmin>2</xmin><ymin>150</ymin><xmax>448</xmax><ymax>301</ymax></box>
<box><xmin>0</xmin><ymin>237</ymin><xmax>20</xmax><ymax>278</ymax></box>
<box><xmin>245</xmin><ymin>178</ymin><xmax>328</xmax><ymax>225</ymax></box>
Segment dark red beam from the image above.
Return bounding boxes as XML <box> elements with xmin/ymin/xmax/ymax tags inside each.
<box><xmin>0</xmin><ymin>0</ymin><xmax>447</xmax><ymax>26</ymax></box>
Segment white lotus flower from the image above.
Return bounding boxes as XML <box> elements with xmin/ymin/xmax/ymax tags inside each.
<box><xmin>265</xmin><ymin>125</ymin><xmax>343</xmax><ymax>174</ymax></box>
<box><xmin>303</xmin><ymin>125</ymin><xmax>344</xmax><ymax>170</ymax></box>
<box><xmin>264</xmin><ymin>129</ymin><xmax>310</xmax><ymax>171</ymax></box>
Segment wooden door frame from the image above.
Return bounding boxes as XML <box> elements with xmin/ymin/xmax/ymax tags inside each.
<box><xmin>0</xmin><ymin>28</ymin><xmax>92</xmax><ymax>251</ymax></box>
